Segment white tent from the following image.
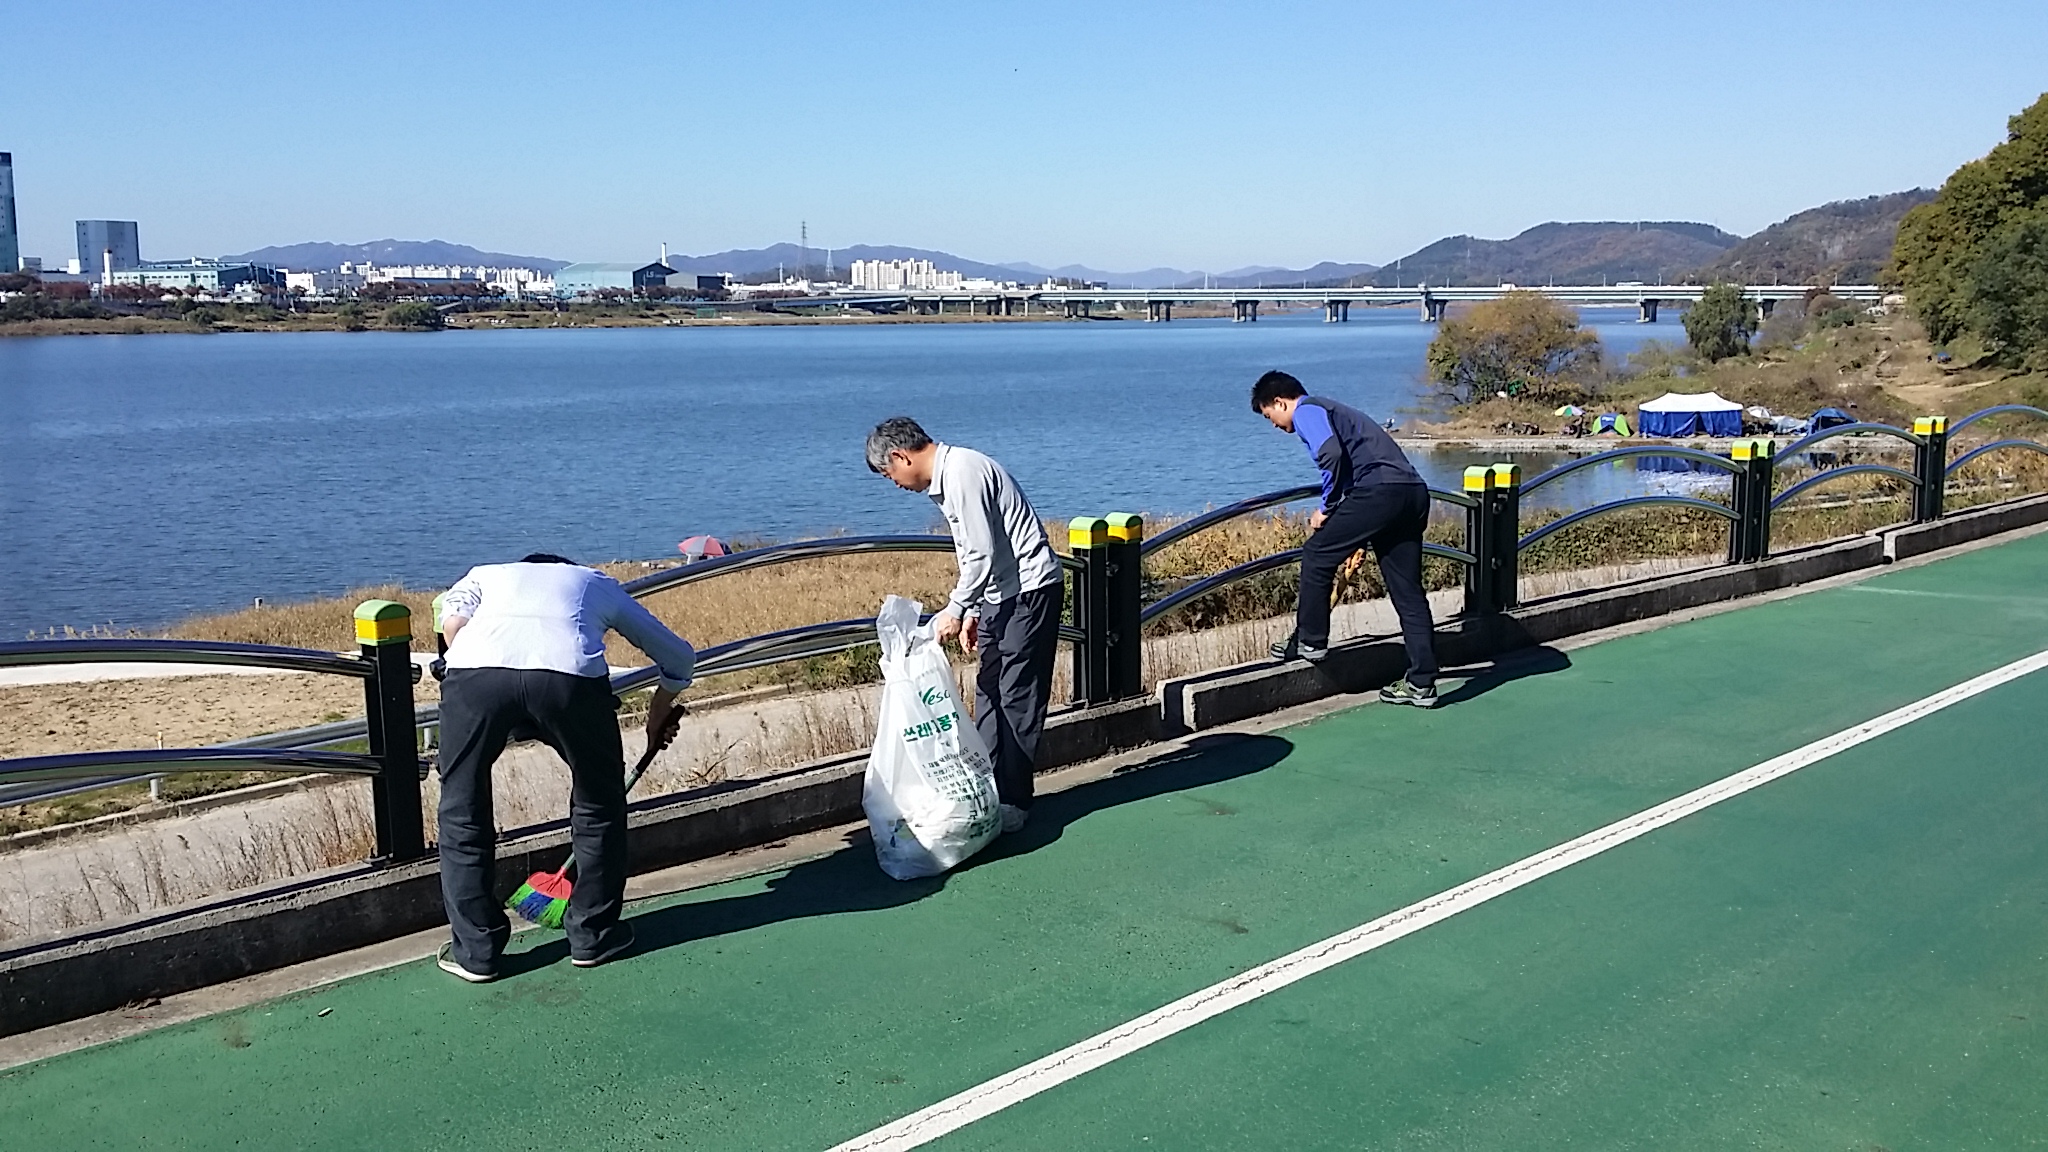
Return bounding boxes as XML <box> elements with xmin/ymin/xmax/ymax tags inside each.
<box><xmin>1637</xmin><ymin>391</ymin><xmax>1743</xmax><ymax>437</ymax></box>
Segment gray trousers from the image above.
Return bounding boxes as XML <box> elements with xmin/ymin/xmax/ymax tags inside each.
<box><xmin>974</xmin><ymin>580</ymin><xmax>1065</xmax><ymax>810</ymax></box>
<box><xmin>436</xmin><ymin>667</ymin><xmax>629</xmax><ymax>974</ymax></box>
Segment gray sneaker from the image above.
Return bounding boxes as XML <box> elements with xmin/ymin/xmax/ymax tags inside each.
<box><xmin>1268</xmin><ymin>634</ymin><xmax>1328</xmax><ymax>663</ymax></box>
<box><xmin>436</xmin><ymin>942</ymin><xmax>497</xmax><ymax>984</ymax></box>
<box><xmin>999</xmin><ymin>804</ymin><xmax>1030</xmax><ymax>834</ymax></box>
<box><xmin>1378</xmin><ymin>678</ymin><xmax>1438</xmax><ymax>708</ymax></box>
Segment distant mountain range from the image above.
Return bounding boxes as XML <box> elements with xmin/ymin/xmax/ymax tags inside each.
<box><xmin>233</xmin><ymin>192</ymin><xmax>1928</xmax><ymax>288</ymax></box>
<box><xmin>1694</xmin><ymin>190</ymin><xmax>1934</xmax><ymax>285</ymax></box>
<box><xmin>1365</xmin><ymin>221</ymin><xmax>1741</xmax><ymax>288</ymax></box>
<box><xmin>225</xmin><ymin>239</ymin><xmax>571</xmax><ymax>271</ymax></box>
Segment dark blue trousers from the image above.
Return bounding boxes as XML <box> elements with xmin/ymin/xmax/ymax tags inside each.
<box><xmin>436</xmin><ymin>668</ymin><xmax>629</xmax><ymax>974</ymax></box>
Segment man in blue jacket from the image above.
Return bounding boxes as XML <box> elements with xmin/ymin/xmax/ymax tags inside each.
<box><xmin>1252</xmin><ymin>370</ymin><xmax>1438</xmax><ymax>706</ymax></box>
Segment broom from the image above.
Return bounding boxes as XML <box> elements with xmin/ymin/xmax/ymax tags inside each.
<box><xmin>507</xmin><ymin>701</ymin><xmax>684</xmax><ymax>928</ymax></box>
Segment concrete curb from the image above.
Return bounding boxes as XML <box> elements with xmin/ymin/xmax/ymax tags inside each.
<box><xmin>1884</xmin><ymin>493</ymin><xmax>2048</xmax><ymax>562</ymax></box>
<box><xmin>1</xmin><ymin>504</ymin><xmax>2038</xmax><ymax>1037</ymax></box>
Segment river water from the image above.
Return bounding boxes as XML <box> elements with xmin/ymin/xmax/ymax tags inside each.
<box><xmin>0</xmin><ymin>307</ymin><xmax>1694</xmax><ymax>634</ymax></box>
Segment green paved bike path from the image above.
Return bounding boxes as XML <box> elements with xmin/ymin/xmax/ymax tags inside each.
<box><xmin>938</xmin><ymin>672</ymin><xmax>2048</xmax><ymax>1151</ymax></box>
<box><xmin>4</xmin><ymin>533</ymin><xmax>2045</xmax><ymax>1151</ymax></box>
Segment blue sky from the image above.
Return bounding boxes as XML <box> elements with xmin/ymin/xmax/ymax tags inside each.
<box><xmin>4</xmin><ymin>2</ymin><xmax>2043</xmax><ymax>271</ymax></box>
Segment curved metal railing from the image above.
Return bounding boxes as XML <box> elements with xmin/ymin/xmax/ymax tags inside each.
<box><xmin>1775</xmin><ymin>421</ymin><xmax>1922</xmax><ymax>460</ymax></box>
<box><xmin>1518</xmin><ymin>495</ymin><xmax>1737</xmax><ymax>551</ymax></box>
<box><xmin>0</xmin><ymin>748</ymin><xmax>382</xmax><ymax>786</ymax></box>
<box><xmin>1946</xmin><ymin>438</ymin><xmax>2048</xmax><ymax>475</ymax></box>
<box><xmin>622</xmin><ymin>533</ymin><xmax>1082</xmax><ymax>598</ymax></box>
<box><xmin>1140</xmin><ymin>486</ymin><xmax>1319</xmax><ymax>556</ymax></box>
<box><xmin>0</xmin><ymin>638</ymin><xmax>372</xmax><ymax>679</ymax></box>
<box><xmin>1523</xmin><ymin>446</ymin><xmax>1743</xmax><ymax>495</ymax></box>
<box><xmin>1141</xmin><ymin>549</ymin><xmax>1304</xmax><ymax>625</ymax></box>
<box><xmin>1769</xmin><ymin>463</ymin><xmax>1921</xmax><ymax>511</ymax></box>
<box><xmin>1948</xmin><ymin>404</ymin><xmax>2048</xmax><ymax>435</ymax></box>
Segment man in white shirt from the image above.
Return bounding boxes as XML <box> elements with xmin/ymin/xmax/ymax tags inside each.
<box><xmin>433</xmin><ymin>553</ymin><xmax>696</xmax><ymax>981</ymax></box>
<box><xmin>867</xmin><ymin>417</ymin><xmax>1064</xmax><ymax>833</ymax></box>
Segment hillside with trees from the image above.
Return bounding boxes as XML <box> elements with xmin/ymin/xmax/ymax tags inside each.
<box><xmin>1695</xmin><ymin>190</ymin><xmax>1934</xmax><ymax>286</ymax></box>
<box><xmin>1890</xmin><ymin>92</ymin><xmax>2048</xmax><ymax>369</ymax></box>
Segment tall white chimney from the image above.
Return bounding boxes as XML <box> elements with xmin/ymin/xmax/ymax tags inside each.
<box><xmin>102</xmin><ymin>248</ymin><xmax>114</xmax><ymax>287</ymax></box>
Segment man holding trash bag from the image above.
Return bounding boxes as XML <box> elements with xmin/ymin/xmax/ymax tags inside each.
<box><xmin>1251</xmin><ymin>370</ymin><xmax>1440</xmax><ymax>706</ymax></box>
<box><xmin>866</xmin><ymin>417</ymin><xmax>1063</xmax><ymax>833</ymax></box>
<box><xmin>434</xmin><ymin>553</ymin><xmax>697</xmax><ymax>981</ymax></box>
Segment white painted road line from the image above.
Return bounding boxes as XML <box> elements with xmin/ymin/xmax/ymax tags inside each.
<box><xmin>828</xmin><ymin>648</ymin><xmax>2048</xmax><ymax>1152</ymax></box>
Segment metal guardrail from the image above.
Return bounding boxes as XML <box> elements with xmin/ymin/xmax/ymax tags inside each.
<box><xmin>1769</xmin><ymin>463</ymin><xmax>1921</xmax><ymax>511</ymax></box>
<box><xmin>7</xmin><ymin>403</ymin><xmax>2045</xmax><ymax>861</ymax></box>
<box><xmin>0</xmin><ymin>638</ymin><xmax>372</xmax><ymax>679</ymax></box>
<box><xmin>1947</xmin><ymin>439</ymin><xmax>2048</xmax><ymax>475</ymax></box>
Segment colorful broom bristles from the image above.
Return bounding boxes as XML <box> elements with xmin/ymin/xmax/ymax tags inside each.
<box><xmin>508</xmin><ymin>864</ymin><xmax>573</xmax><ymax>929</ymax></box>
<box><xmin>505</xmin><ymin>700</ymin><xmax>682</xmax><ymax>929</ymax></box>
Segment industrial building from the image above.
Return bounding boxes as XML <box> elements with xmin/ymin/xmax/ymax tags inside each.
<box><xmin>109</xmin><ymin>258</ymin><xmax>282</xmax><ymax>293</ymax></box>
<box><xmin>0</xmin><ymin>153</ymin><xmax>18</xmax><ymax>274</ymax></box>
<box><xmin>75</xmin><ymin>220</ymin><xmax>140</xmax><ymax>274</ymax></box>
<box><xmin>553</xmin><ymin>260</ymin><xmax>677</xmax><ymax>295</ymax></box>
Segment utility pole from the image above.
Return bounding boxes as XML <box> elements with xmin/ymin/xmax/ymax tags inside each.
<box><xmin>799</xmin><ymin>221</ymin><xmax>808</xmax><ymax>281</ymax></box>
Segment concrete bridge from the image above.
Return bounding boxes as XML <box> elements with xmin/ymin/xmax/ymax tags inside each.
<box><xmin>1031</xmin><ymin>283</ymin><xmax>1891</xmax><ymax>323</ymax></box>
<box><xmin>754</xmin><ymin>283</ymin><xmax>1889</xmax><ymax>324</ymax></box>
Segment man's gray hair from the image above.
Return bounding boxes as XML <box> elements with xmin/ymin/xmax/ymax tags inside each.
<box><xmin>865</xmin><ymin>416</ymin><xmax>933</xmax><ymax>472</ymax></box>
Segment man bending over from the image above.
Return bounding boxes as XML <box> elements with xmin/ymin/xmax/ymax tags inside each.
<box><xmin>1252</xmin><ymin>370</ymin><xmax>1439</xmax><ymax>707</ymax></box>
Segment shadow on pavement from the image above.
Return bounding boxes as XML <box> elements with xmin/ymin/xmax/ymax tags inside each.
<box><xmin>1433</xmin><ymin>645</ymin><xmax>1572</xmax><ymax>708</ymax></box>
<box><xmin>518</xmin><ymin>732</ymin><xmax>1293</xmax><ymax>968</ymax></box>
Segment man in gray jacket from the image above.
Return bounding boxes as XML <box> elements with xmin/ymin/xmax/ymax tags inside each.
<box><xmin>867</xmin><ymin>417</ymin><xmax>1063</xmax><ymax>833</ymax></box>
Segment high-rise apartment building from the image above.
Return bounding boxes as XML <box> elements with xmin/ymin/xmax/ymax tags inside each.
<box><xmin>0</xmin><ymin>153</ymin><xmax>19</xmax><ymax>274</ymax></box>
<box><xmin>76</xmin><ymin>220</ymin><xmax>141</xmax><ymax>274</ymax></box>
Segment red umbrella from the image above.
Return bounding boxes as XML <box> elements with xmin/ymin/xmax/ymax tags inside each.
<box><xmin>678</xmin><ymin>535</ymin><xmax>728</xmax><ymax>563</ymax></box>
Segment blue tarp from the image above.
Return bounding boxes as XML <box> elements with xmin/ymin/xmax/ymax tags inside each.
<box><xmin>1639</xmin><ymin>407</ymin><xmax>1742</xmax><ymax>437</ymax></box>
<box><xmin>1810</xmin><ymin>407</ymin><xmax>1855</xmax><ymax>430</ymax></box>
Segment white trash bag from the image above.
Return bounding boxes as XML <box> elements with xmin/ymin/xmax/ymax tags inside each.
<box><xmin>864</xmin><ymin>595</ymin><xmax>1001</xmax><ymax>880</ymax></box>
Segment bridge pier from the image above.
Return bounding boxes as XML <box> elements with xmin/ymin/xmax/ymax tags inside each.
<box><xmin>1147</xmin><ymin>300</ymin><xmax>1173</xmax><ymax>322</ymax></box>
<box><xmin>1233</xmin><ymin>300</ymin><xmax>1259</xmax><ymax>323</ymax></box>
<box><xmin>1638</xmin><ymin>298</ymin><xmax>1661</xmax><ymax>323</ymax></box>
<box><xmin>1323</xmin><ymin>300</ymin><xmax>1350</xmax><ymax>323</ymax></box>
<box><xmin>1758</xmin><ymin>298</ymin><xmax>1775</xmax><ymax>320</ymax></box>
<box><xmin>1419</xmin><ymin>292</ymin><xmax>1446</xmax><ymax>322</ymax></box>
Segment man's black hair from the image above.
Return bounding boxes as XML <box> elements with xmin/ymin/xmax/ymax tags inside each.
<box><xmin>1250</xmin><ymin>370</ymin><xmax>1307</xmax><ymax>411</ymax></box>
<box><xmin>519</xmin><ymin>553</ymin><xmax>577</xmax><ymax>565</ymax></box>
<box><xmin>865</xmin><ymin>416</ymin><xmax>933</xmax><ymax>473</ymax></box>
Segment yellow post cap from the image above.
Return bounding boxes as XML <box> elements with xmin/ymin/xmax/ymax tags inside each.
<box><xmin>1068</xmin><ymin>516</ymin><xmax>1110</xmax><ymax>549</ymax></box>
<box><xmin>1462</xmin><ymin>465</ymin><xmax>1493</xmax><ymax>492</ymax></box>
<box><xmin>1929</xmin><ymin>414</ymin><xmax>1947</xmax><ymax>434</ymax></box>
<box><xmin>354</xmin><ymin>599</ymin><xmax>412</xmax><ymax>646</ymax></box>
<box><xmin>1913</xmin><ymin>416</ymin><xmax>1933</xmax><ymax>435</ymax></box>
<box><xmin>1105</xmin><ymin>512</ymin><xmax>1144</xmax><ymax>542</ymax></box>
<box><xmin>1490</xmin><ymin>462</ymin><xmax>1521</xmax><ymax>488</ymax></box>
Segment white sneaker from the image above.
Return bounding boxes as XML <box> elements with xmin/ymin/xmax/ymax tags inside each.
<box><xmin>436</xmin><ymin>942</ymin><xmax>496</xmax><ymax>984</ymax></box>
<box><xmin>999</xmin><ymin>804</ymin><xmax>1029</xmax><ymax>834</ymax></box>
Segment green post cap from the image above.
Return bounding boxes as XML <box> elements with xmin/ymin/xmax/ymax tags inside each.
<box><xmin>354</xmin><ymin>599</ymin><xmax>412</xmax><ymax>646</ymax></box>
<box><xmin>1105</xmin><ymin>512</ymin><xmax>1144</xmax><ymax>542</ymax></box>
<box><xmin>1462</xmin><ymin>466</ymin><xmax>1493</xmax><ymax>492</ymax></box>
<box><xmin>1490</xmin><ymin>462</ymin><xmax>1521</xmax><ymax>487</ymax></box>
<box><xmin>1068</xmin><ymin>516</ymin><xmax>1110</xmax><ymax>549</ymax></box>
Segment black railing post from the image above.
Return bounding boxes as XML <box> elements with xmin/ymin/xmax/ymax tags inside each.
<box><xmin>355</xmin><ymin>599</ymin><xmax>425</xmax><ymax>863</ymax></box>
<box><xmin>1067</xmin><ymin>517</ymin><xmax>1112</xmax><ymax>706</ymax></box>
<box><xmin>1729</xmin><ymin>438</ymin><xmax>1772</xmax><ymax>562</ymax></box>
<box><xmin>1751</xmin><ymin>438</ymin><xmax>1776</xmax><ymax>560</ymax></box>
<box><xmin>1461</xmin><ymin>466</ymin><xmax>1495</xmax><ymax>615</ymax></box>
<box><xmin>1104</xmin><ymin>513</ymin><xmax>1145</xmax><ymax>700</ymax></box>
<box><xmin>1488</xmin><ymin>463</ymin><xmax>1522</xmax><ymax>611</ymax></box>
<box><xmin>1913</xmin><ymin>415</ymin><xmax>1949</xmax><ymax>522</ymax></box>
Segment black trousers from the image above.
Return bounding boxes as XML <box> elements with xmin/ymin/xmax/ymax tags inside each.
<box><xmin>974</xmin><ymin>580</ymin><xmax>1065</xmax><ymax>810</ymax></box>
<box><xmin>1297</xmin><ymin>482</ymin><xmax>1440</xmax><ymax>689</ymax></box>
<box><xmin>437</xmin><ymin>667</ymin><xmax>629</xmax><ymax>973</ymax></box>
